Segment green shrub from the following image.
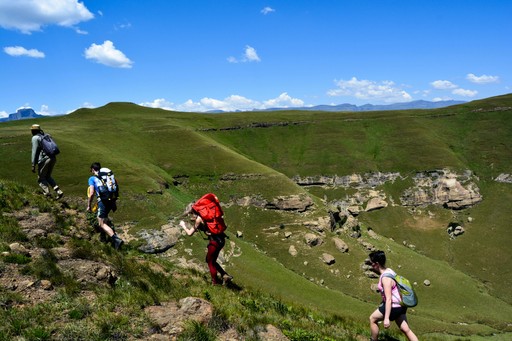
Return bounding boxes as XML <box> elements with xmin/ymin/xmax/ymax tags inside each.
<box><xmin>178</xmin><ymin>320</ymin><xmax>217</xmax><ymax>341</ymax></box>
<box><xmin>2</xmin><ymin>253</ymin><xmax>31</xmax><ymax>264</ymax></box>
<box><xmin>0</xmin><ymin>215</ymin><xmax>28</xmax><ymax>243</ymax></box>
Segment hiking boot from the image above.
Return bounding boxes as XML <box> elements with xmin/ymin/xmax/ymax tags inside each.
<box><xmin>112</xmin><ymin>235</ymin><xmax>124</xmax><ymax>250</ymax></box>
<box><xmin>39</xmin><ymin>183</ymin><xmax>51</xmax><ymax>197</ymax></box>
<box><xmin>54</xmin><ymin>186</ymin><xmax>64</xmax><ymax>199</ymax></box>
<box><xmin>222</xmin><ymin>274</ymin><xmax>233</xmax><ymax>285</ymax></box>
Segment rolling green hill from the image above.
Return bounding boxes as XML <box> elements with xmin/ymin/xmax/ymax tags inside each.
<box><xmin>1</xmin><ymin>94</ymin><xmax>512</xmax><ymax>339</ymax></box>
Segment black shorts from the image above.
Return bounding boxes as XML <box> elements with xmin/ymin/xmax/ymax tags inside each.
<box><xmin>378</xmin><ymin>303</ymin><xmax>407</xmax><ymax>321</ymax></box>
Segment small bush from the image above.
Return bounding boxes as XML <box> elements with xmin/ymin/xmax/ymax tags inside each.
<box><xmin>2</xmin><ymin>253</ymin><xmax>31</xmax><ymax>264</ymax></box>
<box><xmin>0</xmin><ymin>216</ymin><xmax>28</xmax><ymax>243</ymax></box>
<box><xmin>178</xmin><ymin>320</ymin><xmax>217</xmax><ymax>341</ymax></box>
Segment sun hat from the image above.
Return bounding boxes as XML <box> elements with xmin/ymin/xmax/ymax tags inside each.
<box><xmin>30</xmin><ymin>124</ymin><xmax>41</xmax><ymax>130</ymax></box>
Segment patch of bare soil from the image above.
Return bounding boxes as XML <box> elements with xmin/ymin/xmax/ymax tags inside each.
<box><xmin>0</xmin><ymin>263</ymin><xmax>58</xmax><ymax>307</ymax></box>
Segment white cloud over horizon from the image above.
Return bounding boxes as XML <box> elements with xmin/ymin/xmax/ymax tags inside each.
<box><xmin>0</xmin><ymin>0</ymin><xmax>94</xmax><ymax>34</ymax></box>
<box><xmin>327</xmin><ymin>77</ymin><xmax>412</xmax><ymax>103</ymax></box>
<box><xmin>84</xmin><ymin>40</ymin><xmax>133</xmax><ymax>68</ymax></box>
<box><xmin>140</xmin><ymin>92</ymin><xmax>304</xmax><ymax>112</ymax></box>
<box><xmin>466</xmin><ymin>73</ymin><xmax>499</xmax><ymax>84</ymax></box>
<box><xmin>4</xmin><ymin>46</ymin><xmax>45</xmax><ymax>58</ymax></box>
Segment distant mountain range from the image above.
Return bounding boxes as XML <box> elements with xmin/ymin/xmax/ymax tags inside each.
<box><xmin>207</xmin><ymin>99</ymin><xmax>466</xmax><ymax>113</ymax></box>
<box><xmin>1</xmin><ymin>100</ymin><xmax>466</xmax><ymax>122</ymax></box>
<box><xmin>0</xmin><ymin>108</ymin><xmax>44</xmax><ymax>122</ymax></box>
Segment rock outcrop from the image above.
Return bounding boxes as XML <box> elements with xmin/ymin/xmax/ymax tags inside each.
<box><xmin>401</xmin><ymin>169</ymin><xmax>482</xmax><ymax>209</ymax></box>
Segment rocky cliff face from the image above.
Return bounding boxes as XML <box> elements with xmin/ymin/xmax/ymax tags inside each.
<box><xmin>400</xmin><ymin>170</ymin><xmax>482</xmax><ymax>209</ymax></box>
<box><xmin>293</xmin><ymin>169</ymin><xmax>482</xmax><ymax>211</ymax></box>
<box><xmin>0</xmin><ymin>108</ymin><xmax>43</xmax><ymax>122</ymax></box>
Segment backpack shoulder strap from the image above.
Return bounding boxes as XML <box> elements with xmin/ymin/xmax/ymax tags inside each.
<box><xmin>381</xmin><ymin>272</ymin><xmax>397</xmax><ymax>288</ymax></box>
<box><xmin>95</xmin><ymin>174</ymin><xmax>107</xmax><ymax>186</ymax></box>
<box><xmin>382</xmin><ymin>272</ymin><xmax>396</xmax><ymax>280</ymax></box>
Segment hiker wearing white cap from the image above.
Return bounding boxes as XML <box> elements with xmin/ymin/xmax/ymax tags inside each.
<box><xmin>30</xmin><ymin>124</ymin><xmax>63</xmax><ymax>199</ymax></box>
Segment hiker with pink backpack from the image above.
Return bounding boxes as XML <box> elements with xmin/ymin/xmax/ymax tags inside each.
<box><xmin>180</xmin><ymin>193</ymin><xmax>233</xmax><ymax>285</ymax></box>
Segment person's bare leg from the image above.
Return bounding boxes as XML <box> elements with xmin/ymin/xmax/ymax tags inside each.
<box><xmin>98</xmin><ymin>217</ymin><xmax>115</xmax><ymax>236</ymax></box>
<box><xmin>396</xmin><ymin>315</ymin><xmax>418</xmax><ymax>341</ymax></box>
<box><xmin>369</xmin><ymin>309</ymin><xmax>383</xmax><ymax>341</ymax></box>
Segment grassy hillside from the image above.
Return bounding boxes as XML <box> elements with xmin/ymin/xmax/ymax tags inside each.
<box><xmin>1</xmin><ymin>94</ymin><xmax>512</xmax><ymax>339</ymax></box>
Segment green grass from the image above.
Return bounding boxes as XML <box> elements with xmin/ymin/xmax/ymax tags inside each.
<box><xmin>1</xmin><ymin>94</ymin><xmax>512</xmax><ymax>339</ymax></box>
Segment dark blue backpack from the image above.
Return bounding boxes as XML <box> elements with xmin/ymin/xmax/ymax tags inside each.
<box><xmin>40</xmin><ymin>133</ymin><xmax>60</xmax><ymax>157</ymax></box>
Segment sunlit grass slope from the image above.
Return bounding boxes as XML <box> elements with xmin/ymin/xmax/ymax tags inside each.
<box><xmin>1</xmin><ymin>94</ymin><xmax>512</xmax><ymax>339</ymax></box>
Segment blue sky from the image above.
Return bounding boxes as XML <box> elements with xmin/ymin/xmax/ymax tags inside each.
<box><xmin>1</xmin><ymin>0</ymin><xmax>510</xmax><ymax>117</ymax></box>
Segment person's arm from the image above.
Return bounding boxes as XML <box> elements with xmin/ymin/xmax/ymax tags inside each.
<box><xmin>31</xmin><ymin>135</ymin><xmax>40</xmax><ymax>172</ymax></box>
<box><xmin>87</xmin><ymin>185</ymin><xmax>95</xmax><ymax>212</ymax></box>
<box><xmin>180</xmin><ymin>215</ymin><xmax>203</xmax><ymax>236</ymax></box>
<box><xmin>382</xmin><ymin>276</ymin><xmax>393</xmax><ymax>328</ymax></box>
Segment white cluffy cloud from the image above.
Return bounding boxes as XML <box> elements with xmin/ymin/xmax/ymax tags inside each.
<box><xmin>327</xmin><ymin>77</ymin><xmax>412</xmax><ymax>103</ymax></box>
<box><xmin>0</xmin><ymin>110</ymin><xmax>7</xmax><ymax>118</ymax></box>
<box><xmin>228</xmin><ymin>45</ymin><xmax>261</xmax><ymax>63</ymax></box>
<box><xmin>140</xmin><ymin>92</ymin><xmax>304</xmax><ymax>112</ymax></box>
<box><xmin>430</xmin><ymin>78</ymin><xmax>478</xmax><ymax>98</ymax></box>
<box><xmin>452</xmin><ymin>88</ymin><xmax>478</xmax><ymax>97</ymax></box>
<box><xmin>466</xmin><ymin>73</ymin><xmax>499</xmax><ymax>84</ymax></box>
<box><xmin>430</xmin><ymin>80</ymin><xmax>458</xmax><ymax>89</ymax></box>
<box><xmin>84</xmin><ymin>41</ymin><xmax>133</xmax><ymax>68</ymax></box>
<box><xmin>4</xmin><ymin>46</ymin><xmax>45</xmax><ymax>58</ymax></box>
<box><xmin>261</xmin><ymin>7</ymin><xmax>275</xmax><ymax>15</ymax></box>
<box><xmin>0</xmin><ymin>0</ymin><xmax>94</xmax><ymax>34</ymax></box>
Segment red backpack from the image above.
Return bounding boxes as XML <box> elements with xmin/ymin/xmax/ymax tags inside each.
<box><xmin>192</xmin><ymin>193</ymin><xmax>227</xmax><ymax>235</ymax></box>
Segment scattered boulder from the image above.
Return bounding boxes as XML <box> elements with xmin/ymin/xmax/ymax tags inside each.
<box><xmin>321</xmin><ymin>253</ymin><xmax>336</xmax><ymax>265</ymax></box>
<box><xmin>367</xmin><ymin>228</ymin><xmax>379</xmax><ymax>239</ymax></box>
<box><xmin>304</xmin><ymin>233</ymin><xmax>322</xmax><ymax>247</ymax></box>
<box><xmin>58</xmin><ymin>259</ymin><xmax>117</xmax><ymax>286</ymax></box>
<box><xmin>9</xmin><ymin>242</ymin><xmax>30</xmax><ymax>256</ymax></box>
<box><xmin>144</xmin><ymin>297</ymin><xmax>213</xmax><ymax>338</ymax></box>
<box><xmin>138</xmin><ymin>227</ymin><xmax>179</xmax><ymax>254</ymax></box>
<box><xmin>365</xmin><ymin>197</ymin><xmax>388</xmax><ymax>211</ymax></box>
<box><xmin>358</xmin><ymin>239</ymin><xmax>376</xmax><ymax>252</ymax></box>
<box><xmin>332</xmin><ymin>237</ymin><xmax>349</xmax><ymax>253</ymax></box>
<box><xmin>365</xmin><ymin>271</ymin><xmax>379</xmax><ymax>279</ymax></box>
<box><xmin>347</xmin><ymin>205</ymin><xmax>360</xmax><ymax>216</ymax></box>
<box><xmin>495</xmin><ymin>173</ymin><xmax>512</xmax><ymax>183</ymax></box>
<box><xmin>40</xmin><ymin>279</ymin><xmax>53</xmax><ymax>290</ymax></box>
<box><xmin>257</xmin><ymin>324</ymin><xmax>289</xmax><ymax>341</ymax></box>
<box><xmin>424</xmin><ymin>279</ymin><xmax>431</xmax><ymax>286</ymax></box>
<box><xmin>288</xmin><ymin>245</ymin><xmax>298</xmax><ymax>257</ymax></box>
<box><xmin>266</xmin><ymin>194</ymin><xmax>314</xmax><ymax>212</ymax></box>
<box><xmin>342</xmin><ymin>215</ymin><xmax>359</xmax><ymax>232</ymax></box>
<box><xmin>303</xmin><ymin>216</ymin><xmax>330</xmax><ymax>233</ymax></box>
<box><xmin>447</xmin><ymin>224</ymin><xmax>465</xmax><ymax>239</ymax></box>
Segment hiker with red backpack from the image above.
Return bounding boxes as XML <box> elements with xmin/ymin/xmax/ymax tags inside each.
<box><xmin>180</xmin><ymin>193</ymin><xmax>233</xmax><ymax>285</ymax></box>
<box><xmin>369</xmin><ymin>250</ymin><xmax>418</xmax><ymax>341</ymax></box>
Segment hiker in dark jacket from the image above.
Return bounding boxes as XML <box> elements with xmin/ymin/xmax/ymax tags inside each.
<box><xmin>180</xmin><ymin>201</ymin><xmax>233</xmax><ymax>285</ymax></box>
<box><xmin>369</xmin><ymin>250</ymin><xmax>418</xmax><ymax>341</ymax></box>
<box><xmin>30</xmin><ymin>124</ymin><xmax>63</xmax><ymax>199</ymax></box>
